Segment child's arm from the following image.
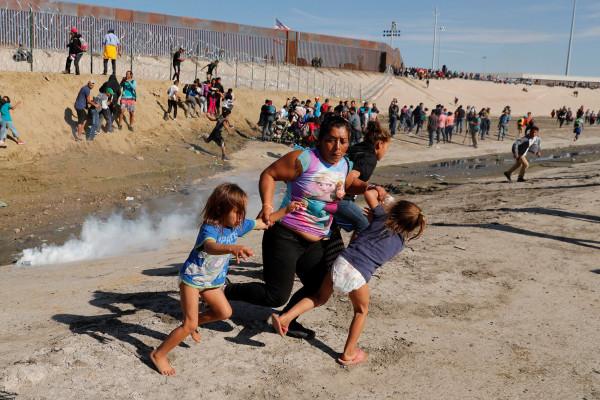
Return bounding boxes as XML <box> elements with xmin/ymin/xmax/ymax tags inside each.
<box><xmin>364</xmin><ymin>188</ymin><xmax>380</xmax><ymax>209</ymax></box>
<box><xmin>203</xmin><ymin>240</ymin><xmax>254</xmax><ymax>264</ymax></box>
<box><xmin>254</xmin><ymin>200</ymin><xmax>303</xmax><ymax>230</ymax></box>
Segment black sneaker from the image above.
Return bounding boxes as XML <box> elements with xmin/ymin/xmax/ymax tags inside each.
<box><xmin>504</xmin><ymin>171</ymin><xmax>512</xmax><ymax>182</ymax></box>
<box><xmin>517</xmin><ymin>177</ymin><xmax>526</xmax><ymax>182</ymax></box>
<box><xmin>286</xmin><ymin>320</ymin><xmax>315</xmax><ymax>340</ymax></box>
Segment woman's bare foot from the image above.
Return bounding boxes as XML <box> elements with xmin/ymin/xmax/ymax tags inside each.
<box><xmin>190</xmin><ymin>329</ymin><xmax>201</xmax><ymax>343</ymax></box>
<box><xmin>270</xmin><ymin>314</ymin><xmax>288</xmax><ymax>337</ymax></box>
<box><xmin>150</xmin><ymin>349</ymin><xmax>176</xmax><ymax>376</ymax></box>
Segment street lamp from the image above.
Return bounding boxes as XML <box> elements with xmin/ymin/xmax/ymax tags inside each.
<box><xmin>565</xmin><ymin>0</ymin><xmax>577</xmax><ymax>75</ymax></box>
<box><xmin>481</xmin><ymin>56</ymin><xmax>487</xmax><ymax>74</ymax></box>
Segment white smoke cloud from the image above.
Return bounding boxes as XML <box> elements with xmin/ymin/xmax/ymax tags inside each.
<box><xmin>15</xmin><ymin>171</ymin><xmax>271</xmax><ymax>267</ymax></box>
<box><xmin>17</xmin><ymin>211</ymin><xmax>197</xmax><ymax>266</ymax></box>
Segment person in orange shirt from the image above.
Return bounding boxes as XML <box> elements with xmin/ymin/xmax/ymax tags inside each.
<box><xmin>445</xmin><ymin>111</ymin><xmax>455</xmax><ymax>143</ymax></box>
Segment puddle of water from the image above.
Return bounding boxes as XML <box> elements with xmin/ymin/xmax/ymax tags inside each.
<box><xmin>373</xmin><ymin>144</ymin><xmax>600</xmax><ymax>189</ymax></box>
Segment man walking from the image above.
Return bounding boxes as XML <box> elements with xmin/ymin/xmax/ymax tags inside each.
<box><xmin>74</xmin><ymin>80</ymin><xmax>96</xmax><ymax>140</ymax></box>
<box><xmin>388</xmin><ymin>99</ymin><xmax>399</xmax><ymax>136</ymax></box>
<box><xmin>427</xmin><ymin>109</ymin><xmax>438</xmax><ymax>147</ymax></box>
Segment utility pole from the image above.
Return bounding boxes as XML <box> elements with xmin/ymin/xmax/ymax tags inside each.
<box><xmin>431</xmin><ymin>8</ymin><xmax>438</xmax><ymax>70</ymax></box>
<box><xmin>436</xmin><ymin>26</ymin><xmax>445</xmax><ymax>70</ymax></box>
<box><xmin>565</xmin><ymin>0</ymin><xmax>577</xmax><ymax>76</ymax></box>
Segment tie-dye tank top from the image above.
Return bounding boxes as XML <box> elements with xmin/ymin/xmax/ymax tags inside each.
<box><xmin>280</xmin><ymin>148</ymin><xmax>351</xmax><ymax>238</ymax></box>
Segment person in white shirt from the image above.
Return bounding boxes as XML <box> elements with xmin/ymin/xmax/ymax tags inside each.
<box><xmin>504</xmin><ymin>126</ymin><xmax>542</xmax><ymax>182</ymax></box>
<box><xmin>102</xmin><ymin>29</ymin><xmax>121</xmax><ymax>76</ymax></box>
<box><xmin>166</xmin><ymin>80</ymin><xmax>180</xmax><ymax>120</ymax></box>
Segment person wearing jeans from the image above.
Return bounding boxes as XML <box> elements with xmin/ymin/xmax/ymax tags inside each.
<box><xmin>504</xmin><ymin>127</ymin><xmax>541</xmax><ymax>182</ymax></box>
<box><xmin>427</xmin><ymin>109</ymin><xmax>438</xmax><ymax>147</ymax></box>
<box><xmin>0</xmin><ymin>97</ymin><xmax>24</xmax><ymax>147</ymax></box>
<box><xmin>64</xmin><ymin>27</ymin><xmax>84</xmax><ymax>75</ymax></box>
<box><xmin>87</xmin><ymin>105</ymin><xmax>100</xmax><ymax>140</ymax></box>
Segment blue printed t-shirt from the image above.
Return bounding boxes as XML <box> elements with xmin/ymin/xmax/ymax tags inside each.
<box><xmin>180</xmin><ymin>219</ymin><xmax>256</xmax><ymax>289</ymax></box>
<box><xmin>121</xmin><ymin>80</ymin><xmax>137</xmax><ymax>100</ymax></box>
<box><xmin>340</xmin><ymin>205</ymin><xmax>404</xmax><ymax>282</ymax></box>
<box><xmin>0</xmin><ymin>103</ymin><xmax>12</xmax><ymax>122</ymax></box>
<box><xmin>74</xmin><ymin>86</ymin><xmax>90</xmax><ymax>110</ymax></box>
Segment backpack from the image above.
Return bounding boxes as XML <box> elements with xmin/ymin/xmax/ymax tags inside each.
<box><xmin>79</xmin><ymin>36</ymin><xmax>88</xmax><ymax>52</ymax></box>
<box><xmin>182</xmin><ymin>84</ymin><xmax>191</xmax><ymax>95</ymax></box>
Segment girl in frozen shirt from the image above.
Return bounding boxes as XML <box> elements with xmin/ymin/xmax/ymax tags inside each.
<box><xmin>271</xmin><ymin>189</ymin><xmax>425</xmax><ymax>366</ymax></box>
<box><xmin>151</xmin><ymin>183</ymin><xmax>300</xmax><ymax>376</ymax></box>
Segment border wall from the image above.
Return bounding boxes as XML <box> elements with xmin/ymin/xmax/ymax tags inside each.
<box><xmin>0</xmin><ymin>0</ymin><xmax>403</xmax><ymax>73</ymax></box>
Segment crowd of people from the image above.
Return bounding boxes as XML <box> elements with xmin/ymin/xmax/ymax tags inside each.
<box><xmin>257</xmin><ymin>97</ymin><xmax>382</xmax><ymax>147</ymax></box>
<box><xmin>72</xmin><ymin>70</ymin><xmax>136</xmax><ymax>141</ymax></box>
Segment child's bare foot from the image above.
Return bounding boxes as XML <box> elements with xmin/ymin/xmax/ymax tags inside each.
<box><xmin>270</xmin><ymin>313</ymin><xmax>288</xmax><ymax>337</ymax></box>
<box><xmin>150</xmin><ymin>349</ymin><xmax>175</xmax><ymax>376</ymax></box>
<box><xmin>337</xmin><ymin>348</ymin><xmax>368</xmax><ymax>366</ymax></box>
<box><xmin>190</xmin><ymin>329</ymin><xmax>201</xmax><ymax>343</ymax></box>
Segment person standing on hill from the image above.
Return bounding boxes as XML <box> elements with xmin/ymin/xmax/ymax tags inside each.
<box><xmin>119</xmin><ymin>71</ymin><xmax>137</xmax><ymax>131</ymax></box>
<box><xmin>0</xmin><ymin>96</ymin><xmax>24</xmax><ymax>148</ymax></box>
<box><xmin>201</xmin><ymin>60</ymin><xmax>219</xmax><ymax>81</ymax></box>
<box><xmin>102</xmin><ymin>29</ymin><xmax>121</xmax><ymax>76</ymax></box>
<box><xmin>100</xmin><ymin>74</ymin><xmax>122</xmax><ymax>130</ymax></box>
<box><xmin>166</xmin><ymin>80</ymin><xmax>180</xmax><ymax>120</ymax></box>
<box><xmin>172</xmin><ymin>47</ymin><xmax>185</xmax><ymax>81</ymax></box>
<box><xmin>74</xmin><ymin>80</ymin><xmax>96</xmax><ymax>140</ymax></box>
<box><xmin>504</xmin><ymin>126</ymin><xmax>541</xmax><ymax>182</ymax></box>
<box><xmin>64</xmin><ymin>27</ymin><xmax>84</xmax><ymax>75</ymax></box>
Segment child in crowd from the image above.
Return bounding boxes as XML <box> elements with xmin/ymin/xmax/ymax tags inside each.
<box><xmin>573</xmin><ymin>116</ymin><xmax>583</xmax><ymax>141</ymax></box>
<box><xmin>204</xmin><ymin>108</ymin><xmax>233</xmax><ymax>161</ymax></box>
<box><xmin>0</xmin><ymin>96</ymin><xmax>24</xmax><ymax>147</ymax></box>
<box><xmin>151</xmin><ymin>183</ymin><xmax>301</xmax><ymax>376</ymax></box>
<box><xmin>272</xmin><ymin>189</ymin><xmax>425</xmax><ymax>366</ymax></box>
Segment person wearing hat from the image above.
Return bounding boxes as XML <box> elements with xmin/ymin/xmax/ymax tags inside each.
<box><xmin>102</xmin><ymin>28</ymin><xmax>121</xmax><ymax>76</ymax></box>
<box><xmin>97</xmin><ymin>87</ymin><xmax>114</xmax><ymax>133</ymax></box>
<box><xmin>64</xmin><ymin>27</ymin><xmax>84</xmax><ymax>75</ymax></box>
<box><xmin>172</xmin><ymin>47</ymin><xmax>185</xmax><ymax>80</ymax></box>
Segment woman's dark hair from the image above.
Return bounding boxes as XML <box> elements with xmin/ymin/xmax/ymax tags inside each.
<box><xmin>386</xmin><ymin>200</ymin><xmax>426</xmax><ymax>241</ymax></box>
<box><xmin>203</xmin><ymin>183</ymin><xmax>247</xmax><ymax>227</ymax></box>
<box><xmin>3</xmin><ymin>96</ymin><xmax>10</xmax><ymax>104</ymax></box>
<box><xmin>318</xmin><ymin>114</ymin><xmax>350</xmax><ymax>142</ymax></box>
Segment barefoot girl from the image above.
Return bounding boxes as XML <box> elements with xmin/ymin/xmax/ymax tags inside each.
<box><xmin>151</xmin><ymin>183</ymin><xmax>300</xmax><ymax>376</ymax></box>
<box><xmin>272</xmin><ymin>189</ymin><xmax>425</xmax><ymax>366</ymax></box>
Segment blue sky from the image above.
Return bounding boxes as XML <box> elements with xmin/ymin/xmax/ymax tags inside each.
<box><xmin>67</xmin><ymin>0</ymin><xmax>599</xmax><ymax>76</ymax></box>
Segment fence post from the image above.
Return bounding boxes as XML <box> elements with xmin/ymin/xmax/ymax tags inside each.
<box><xmin>89</xmin><ymin>17</ymin><xmax>94</xmax><ymax>74</ymax></box>
<box><xmin>130</xmin><ymin>29</ymin><xmax>134</xmax><ymax>73</ymax></box>
<box><xmin>263</xmin><ymin>58</ymin><xmax>267</xmax><ymax>90</ymax></box>
<box><xmin>29</xmin><ymin>7</ymin><xmax>34</xmax><ymax>72</ymax></box>
<box><xmin>359</xmin><ymin>83</ymin><xmax>362</xmax><ymax>103</ymax></box>
<box><xmin>287</xmin><ymin>64</ymin><xmax>291</xmax><ymax>90</ymax></box>
<box><xmin>276</xmin><ymin>63</ymin><xmax>280</xmax><ymax>91</ymax></box>
<box><xmin>250</xmin><ymin>58</ymin><xmax>254</xmax><ymax>89</ymax></box>
<box><xmin>194</xmin><ymin>41</ymin><xmax>199</xmax><ymax>80</ymax></box>
<box><xmin>235</xmin><ymin>57</ymin><xmax>238</xmax><ymax>88</ymax></box>
<box><xmin>297</xmin><ymin>66</ymin><xmax>300</xmax><ymax>94</ymax></box>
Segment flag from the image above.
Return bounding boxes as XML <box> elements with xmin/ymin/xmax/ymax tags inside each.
<box><xmin>274</xmin><ymin>18</ymin><xmax>290</xmax><ymax>31</ymax></box>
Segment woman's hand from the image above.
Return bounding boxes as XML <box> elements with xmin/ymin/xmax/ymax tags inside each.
<box><xmin>258</xmin><ymin>204</ymin><xmax>274</xmax><ymax>226</ymax></box>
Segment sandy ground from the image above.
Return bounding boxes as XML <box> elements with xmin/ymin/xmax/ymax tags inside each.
<box><xmin>1</xmin><ymin>70</ymin><xmax>599</xmax><ymax>398</ymax></box>
<box><xmin>1</xmin><ymin>141</ymin><xmax>599</xmax><ymax>399</ymax></box>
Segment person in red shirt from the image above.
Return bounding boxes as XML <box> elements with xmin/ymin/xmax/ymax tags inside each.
<box><xmin>320</xmin><ymin>98</ymin><xmax>330</xmax><ymax>114</ymax></box>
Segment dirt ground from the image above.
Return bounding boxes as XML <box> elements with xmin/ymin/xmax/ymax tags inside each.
<box><xmin>1</xmin><ymin>146</ymin><xmax>599</xmax><ymax>399</ymax></box>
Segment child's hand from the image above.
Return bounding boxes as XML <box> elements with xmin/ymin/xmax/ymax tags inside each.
<box><xmin>231</xmin><ymin>245</ymin><xmax>254</xmax><ymax>264</ymax></box>
<box><xmin>335</xmin><ymin>182</ymin><xmax>345</xmax><ymax>200</ymax></box>
<box><xmin>286</xmin><ymin>200</ymin><xmax>304</xmax><ymax>214</ymax></box>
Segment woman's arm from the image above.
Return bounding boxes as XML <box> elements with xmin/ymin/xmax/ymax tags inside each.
<box><xmin>205</xmin><ymin>113</ymin><xmax>217</xmax><ymax>122</ymax></box>
<box><xmin>363</xmin><ymin>189</ymin><xmax>380</xmax><ymax>209</ymax></box>
<box><xmin>258</xmin><ymin>150</ymin><xmax>303</xmax><ymax>225</ymax></box>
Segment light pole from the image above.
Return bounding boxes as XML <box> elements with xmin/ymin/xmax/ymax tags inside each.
<box><xmin>436</xmin><ymin>26</ymin><xmax>446</xmax><ymax>70</ymax></box>
<box><xmin>431</xmin><ymin>7</ymin><xmax>439</xmax><ymax>70</ymax></box>
<box><xmin>565</xmin><ymin>0</ymin><xmax>577</xmax><ymax>76</ymax></box>
<box><xmin>382</xmin><ymin>21</ymin><xmax>400</xmax><ymax>49</ymax></box>
<box><xmin>481</xmin><ymin>56</ymin><xmax>487</xmax><ymax>74</ymax></box>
